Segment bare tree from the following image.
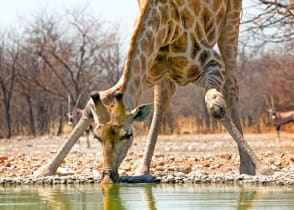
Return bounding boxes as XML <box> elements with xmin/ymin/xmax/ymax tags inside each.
<box><xmin>27</xmin><ymin>10</ymin><xmax>122</xmax><ymax>112</ymax></box>
<box><xmin>241</xmin><ymin>0</ymin><xmax>294</xmax><ymax>50</ymax></box>
<box><xmin>237</xmin><ymin>51</ymin><xmax>294</xmax><ymax>131</ymax></box>
<box><xmin>0</xmin><ymin>8</ymin><xmax>123</xmax><ymax>137</ymax></box>
<box><xmin>0</xmin><ymin>32</ymin><xmax>19</xmax><ymax>138</ymax></box>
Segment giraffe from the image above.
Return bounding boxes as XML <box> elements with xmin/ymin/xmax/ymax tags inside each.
<box><xmin>35</xmin><ymin>0</ymin><xmax>272</xmax><ymax>183</ymax></box>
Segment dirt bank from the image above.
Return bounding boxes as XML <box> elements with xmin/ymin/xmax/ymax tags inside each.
<box><xmin>0</xmin><ymin>133</ymin><xmax>293</xmax><ymax>185</ymax></box>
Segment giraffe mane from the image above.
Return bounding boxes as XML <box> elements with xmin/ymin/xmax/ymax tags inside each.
<box><xmin>121</xmin><ymin>0</ymin><xmax>152</xmax><ymax>91</ymax></box>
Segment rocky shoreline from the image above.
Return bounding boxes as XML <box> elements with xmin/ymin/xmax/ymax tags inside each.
<box><xmin>1</xmin><ymin>167</ymin><xmax>293</xmax><ymax>186</ymax></box>
<box><xmin>0</xmin><ymin>134</ymin><xmax>293</xmax><ymax>187</ymax></box>
<box><xmin>0</xmin><ymin>175</ymin><xmax>293</xmax><ymax>186</ymax></box>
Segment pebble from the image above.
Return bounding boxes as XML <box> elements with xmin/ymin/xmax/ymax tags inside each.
<box><xmin>56</xmin><ymin>167</ymin><xmax>75</xmax><ymax>176</ymax></box>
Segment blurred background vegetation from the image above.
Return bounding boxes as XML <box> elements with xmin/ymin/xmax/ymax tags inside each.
<box><xmin>0</xmin><ymin>0</ymin><xmax>293</xmax><ymax>138</ymax></box>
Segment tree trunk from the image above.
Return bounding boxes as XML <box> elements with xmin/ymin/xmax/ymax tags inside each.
<box><xmin>0</xmin><ymin>84</ymin><xmax>12</xmax><ymax>138</ymax></box>
<box><xmin>3</xmin><ymin>101</ymin><xmax>12</xmax><ymax>138</ymax></box>
<box><xmin>56</xmin><ymin>105</ymin><xmax>64</xmax><ymax>136</ymax></box>
<box><xmin>26</xmin><ymin>95</ymin><xmax>36</xmax><ymax>136</ymax></box>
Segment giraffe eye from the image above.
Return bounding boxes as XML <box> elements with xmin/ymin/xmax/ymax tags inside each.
<box><xmin>121</xmin><ymin>131</ymin><xmax>133</xmax><ymax>140</ymax></box>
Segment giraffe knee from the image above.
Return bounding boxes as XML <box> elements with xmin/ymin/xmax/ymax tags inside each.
<box><xmin>210</xmin><ymin>105</ymin><xmax>226</xmax><ymax>119</ymax></box>
<box><xmin>205</xmin><ymin>89</ymin><xmax>226</xmax><ymax>119</ymax></box>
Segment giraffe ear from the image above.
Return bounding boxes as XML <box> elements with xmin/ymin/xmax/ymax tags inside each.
<box><xmin>128</xmin><ymin>104</ymin><xmax>153</xmax><ymax>122</ymax></box>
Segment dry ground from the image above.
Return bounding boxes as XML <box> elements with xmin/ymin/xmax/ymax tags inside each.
<box><xmin>0</xmin><ymin>133</ymin><xmax>293</xmax><ymax>179</ymax></box>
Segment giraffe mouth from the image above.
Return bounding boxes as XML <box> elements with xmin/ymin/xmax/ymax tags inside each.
<box><xmin>101</xmin><ymin>169</ymin><xmax>119</xmax><ymax>184</ymax></box>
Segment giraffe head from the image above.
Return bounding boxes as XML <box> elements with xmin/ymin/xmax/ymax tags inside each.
<box><xmin>90</xmin><ymin>91</ymin><xmax>152</xmax><ymax>184</ymax></box>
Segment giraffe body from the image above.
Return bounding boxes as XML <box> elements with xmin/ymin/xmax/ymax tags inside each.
<box><xmin>145</xmin><ymin>0</ymin><xmax>227</xmax><ymax>87</ymax></box>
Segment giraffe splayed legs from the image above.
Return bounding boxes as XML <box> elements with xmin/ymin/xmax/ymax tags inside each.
<box><xmin>35</xmin><ymin>0</ymin><xmax>272</xmax><ymax>182</ymax></box>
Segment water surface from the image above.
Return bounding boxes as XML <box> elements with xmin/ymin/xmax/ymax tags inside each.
<box><xmin>0</xmin><ymin>184</ymin><xmax>293</xmax><ymax>210</ymax></box>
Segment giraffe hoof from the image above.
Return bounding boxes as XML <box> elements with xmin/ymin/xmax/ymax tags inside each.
<box><xmin>205</xmin><ymin>89</ymin><xmax>226</xmax><ymax>119</ymax></box>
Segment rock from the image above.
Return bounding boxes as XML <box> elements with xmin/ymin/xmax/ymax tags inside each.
<box><xmin>193</xmin><ymin>176</ymin><xmax>202</xmax><ymax>183</ymax></box>
<box><xmin>5</xmin><ymin>162</ymin><xmax>11</xmax><ymax>167</ymax></box>
<box><xmin>167</xmin><ymin>175</ymin><xmax>175</xmax><ymax>183</ymax></box>
<box><xmin>36</xmin><ymin>179</ymin><xmax>44</xmax><ymax>185</ymax></box>
<box><xmin>165</xmin><ymin>147</ymin><xmax>171</xmax><ymax>152</ymax></box>
<box><xmin>168</xmin><ymin>156</ymin><xmax>175</xmax><ymax>161</ymax></box>
<box><xmin>154</xmin><ymin>153</ymin><xmax>164</xmax><ymax>158</ymax></box>
<box><xmin>209</xmin><ymin>164</ymin><xmax>221</xmax><ymax>170</ymax></box>
<box><xmin>266</xmin><ymin>158</ymin><xmax>275</xmax><ymax>164</ymax></box>
<box><xmin>155</xmin><ymin>159</ymin><xmax>165</xmax><ymax>166</ymax></box>
<box><xmin>182</xmin><ymin>166</ymin><xmax>192</xmax><ymax>174</ymax></box>
<box><xmin>175</xmin><ymin>176</ymin><xmax>184</xmax><ymax>183</ymax></box>
<box><xmin>273</xmin><ymin>160</ymin><xmax>281</xmax><ymax>167</ymax></box>
<box><xmin>282</xmin><ymin>166</ymin><xmax>294</xmax><ymax>173</ymax></box>
<box><xmin>120</xmin><ymin>164</ymin><xmax>131</xmax><ymax>171</ymax></box>
<box><xmin>0</xmin><ymin>156</ymin><xmax>8</xmax><ymax>162</ymax></box>
<box><xmin>60</xmin><ymin>178</ymin><xmax>67</xmax><ymax>184</ymax></box>
<box><xmin>220</xmin><ymin>153</ymin><xmax>232</xmax><ymax>160</ymax></box>
<box><xmin>56</xmin><ymin>167</ymin><xmax>75</xmax><ymax>176</ymax></box>
<box><xmin>225</xmin><ymin>176</ymin><xmax>234</xmax><ymax>182</ymax></box>
<box><xmin>264</xmin><ymin>151</ymin><xmax>275</xmax><ymax>157</ymax></box>
<box><xmin>67</xmin><ymin>178</ymin><xmax>74</xmax><ymax>184</ymax></box>
<box><xmin>203</xmin><ymin>163</ymin><xmax>210</xmax><ymax>168</ymax></box>
<box><xmin>155</xmin><ymin>166</ymin><xmax>165</xmax><ymax>171</ymax></box>
<box><xmin>53</xmin><ymin>178</ymin><xmax>61</xmax><ymax>185</ymax></box>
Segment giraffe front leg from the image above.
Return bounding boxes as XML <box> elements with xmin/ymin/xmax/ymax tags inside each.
<box><xmin>224</xmin><ymin>83</ymin><xmax>260</xmax><ymax>175</ymax></box>
<box><xmin>204</xmin><ymin>64</ymin><xmax>262</xmax><ymax>175</ymax></box>
<box><xmin>136</xmin><ymin>80</ymin><xmax>176</xmax><ymax>175</ymax></box>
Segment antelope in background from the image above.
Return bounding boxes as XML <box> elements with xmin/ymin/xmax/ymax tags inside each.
<box><xmin>66</xmin><ymin>94</ymin><xmax>93</xmax><ymax>148</ymax></box>
<box><xmin>264</xmin><ymin>96</ymin><xmax>294</xmax><ymax>139</ymax></box>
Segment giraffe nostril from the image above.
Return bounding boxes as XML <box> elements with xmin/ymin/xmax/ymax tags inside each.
<box><xmin>114</xmin><ymin>91</ymin><xmax>123</xmax><ymax>100</ymax></box>
<box><xmin>121</xmin><ymin>131</ymin><xmax>133</xmax><ymax>140</ymax></box>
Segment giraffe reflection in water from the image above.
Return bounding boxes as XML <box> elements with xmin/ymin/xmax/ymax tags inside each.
<box><xmin>101</xmin><ymin>184</ymin><xmax>157</xmax><ymax>210</ymax></box>
<box><xmin>101</xmin><ymin>184</ymin><xmax>126</xmax><ymax>210</ymax></box>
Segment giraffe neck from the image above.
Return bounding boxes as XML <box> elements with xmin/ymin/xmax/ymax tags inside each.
<box><xmin>118</xmin><ymin>0</ymin><xmax>169</xmax><ymax>110</ymax></box>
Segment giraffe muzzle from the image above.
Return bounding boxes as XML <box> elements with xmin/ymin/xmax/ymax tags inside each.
<box><xmin>101</xmin><ymin>169</ymin><xmax>119</xmax><ymax>184</ymax></box>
